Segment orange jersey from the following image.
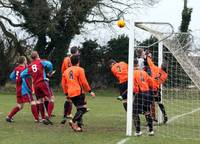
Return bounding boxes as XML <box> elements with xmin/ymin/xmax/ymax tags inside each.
<box><xmin>134</xmin><ymin>69</ymin><xmax>157</xmax><ymax>93</ymax></box>
<box><xmin>61</xmin><ymin>56</ymin><xmax>72</xmax><ymax>74</ymax></box>
<box><xmin>111</xmin><ymin>62</ymin><xmax>128</xmax><ymax>84</ymax></box>
<box><xmin>147</xmin><ymin>57</ymin><xmax>168</xmax><ymax>88</ymax></box>
<box><xmin>156</xmin><ymin>68</ymin><xmax>168</xmax><ymax>86</ymax></box>
<box><xmin>62</xmin><ymin>66</ymin><xmax>91</xmax><ymax>97</ymax></box>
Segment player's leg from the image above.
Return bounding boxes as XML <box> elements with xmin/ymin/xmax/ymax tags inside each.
<box><xmin>119</xmin><ymin>82</ymin><xmax>128</xmax><ymax>111</ymax></box>
<box><xmin>158</xmin><ymin>102</ymin><xmax>168</xmax><ymax>123</ymax></box>
<box><xmin>30</xmin><ymin>100</ymin><xmax>39</xmax><ymax>122</ymax></box>
<box><xmin>47</xmin><ymin>87</ymin><xmax>55</xmax><ymax>118</ymax></box>
<box><xmin>44</xmin><ymin>99</ymin><xmax>56</xmax><ymax>117</ymax></box>
<box><xmin>133</xmin><ymin>114</ymin><xmax>141</xmax><ymax>136</ymax></box>
<box><xmin>69</xmin><ymin>94</ymin><xmax>87</xmax><ymax>132</ymax></box>
<box><xmin>44</xmin><ymin>99</ymin><xmax>48</xmax><ymax>112</ymax></box>
<box><xmin>77</xmin><ymin>117</ymin><xmax>83</xmax><ymax>128</ymax></box>
<box><xmin>122</xmin><ymin>100</ymin><xmax>127</xmax><ymax>111</ymax></box>
<box><xmin>150</xmin><ymin>101</ymin><xmax>157</xmax><ymax>122</ymax></box>
<box><xmin>35</xmin><ymin>81</ymin><xmax>53</xmax><ymax>125</ymax></box>
<box><xmin>144</xmin><ymin>112</ymin><xmax>154</xmax><ymax>135</ymax></box>
<box><xmin>61</xmin><ymin>97</ymin><xmax>73</xmax><ymax>125</ymax></box>
<box><xmin>47</xmin><ymin>96</ymin><xmax>55</xmax><ymax>119</ymax></box>
<box><xmin>143</xmin><ymin>91</ymin><xmax>154</xmax><ymax>136</ymax></box>
<box><xmin>34</xmin><ymin>84</ymin><xmax>46</xmax><ymax>122</ymax></box>
<box><xmin>72</xmin><ymin>107</ymin><xmax>87</xmax><ymax>130</ymax></box>
<box><xmin>133</xmin><ymin>94</ymin><xmax>142</xmax><ymax>136</ymax></box>
<box><xmin>6</xmin><ymin>103</ymin><xmax>24</xmax><ymax>122</ymax></box>
<box><xmin>65</xmin><ymin>98</ymin><xmax>73</xmax><ymax>118</ymax></box>
<box><xmin>37</xmin><ymin>99</ymin><xmax>46</xmax><ymax>121</ymax></box>
<box><xmin>149</xmin><ymin>90</ymin><xmax>157</xmax><ymax>122</ymax></box>
<box><xmin>41</xmin><ymin>81</ymin><xmax>54</xmax><ymax>120</ymax></box>
<box><xmin>156</xmin><ymin>90</ymin><xmax>168</xmax><ymax>123</ymax></box>
<box><xmin>24</xmin><ymin>92</ymin><xmax>39</xmax><ymax>122</ymax></box>
<box><xmin>36</xmin><ymin>98</ymin><xmax>52</xmax><ymax>125</ymax></box>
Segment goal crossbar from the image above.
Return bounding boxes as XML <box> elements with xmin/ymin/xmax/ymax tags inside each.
<box><xmin>135</xmin><ymin>22</ymin><xmax>200</xmax><ymax>90</ymax></box>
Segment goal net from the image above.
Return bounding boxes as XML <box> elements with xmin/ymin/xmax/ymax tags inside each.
<box><xmin>133</xmin><ymin>22</ymin><xmax>200</xmax><ymax>139</ymax></box>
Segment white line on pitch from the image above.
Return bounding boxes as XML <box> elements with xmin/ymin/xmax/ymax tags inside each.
<box><xmin>116</xmin><ymin>138</ymin><xmax>130</xmax><ymax>144</ymax></box>
<box><xmin>167</xmin><ymin>107</ymin><xmax>200</xmax><ymax>124</ymax></box>
<box><xmin>116</xmin><ymin>107</ymin><xmax>200</xmax><ymax>144</ymax></box>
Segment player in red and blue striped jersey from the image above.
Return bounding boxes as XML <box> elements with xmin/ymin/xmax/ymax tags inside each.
<box><xmin>20</xmin><ymin>51</ymin><xmax>54</xmax><ymax>125</ymax></box>
<box><xmin>6</xmin><ymin>56</ymin><xmax>39</xmax><ymax>123</ymax></box>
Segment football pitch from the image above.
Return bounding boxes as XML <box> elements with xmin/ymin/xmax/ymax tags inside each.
<box><xmin>0</xmin><ymin>89</ymin><xmax>200</xmax><ymax>144</ymax></box>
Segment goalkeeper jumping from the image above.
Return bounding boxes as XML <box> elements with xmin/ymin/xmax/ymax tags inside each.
<box><xmin>144</xmin><ymin>50</ymin><xmax>168</xmax><ymax>124</ymax></box>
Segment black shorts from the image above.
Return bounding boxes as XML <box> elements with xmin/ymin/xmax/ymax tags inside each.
<box><xmin>70</xmin><ymin>94</ymin><xmax>86</xmax><ymax>108</ymax></box>
<box><xmin>119</xmin><ymin>82</ymin><xmax>128</xmax><ymax>100</ymax></box>
<box><xmin>133</xmin><ymin>91</ymin><xmax>153</xmax><ymax>114</ymax></box>
<box><xmin>154</xmin><ymin>91</ymin><xmax>161</xmax><ymax>102</ymax></box>
<box><xmin>150</xmin><ymin>89</ymin><xmax>161</xmax><ymax>102</ymax></box>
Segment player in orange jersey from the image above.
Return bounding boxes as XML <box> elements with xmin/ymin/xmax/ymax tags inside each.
<box><xmin>60</xmin><ymin>46</ymin><xmax>80</xmax><ymax>124</ymax></box>
<box><xmin>62</xmin><ymin>55</ymin><xmax>95</xmax><ymax>132</ymax></box>
<box><xmin>108</xmin><ymin>59</ymin><xmax>128</xmax><ymax>111</ymax></box>
<box><xmin>145</xmin><ymin>51</ymin><xmax>168</xmax><ymax>124</ymax></box>
<box><xmin>133</xmin><ymin>59</ymin><xmax>157</xmax><ymax>136</ymax></box>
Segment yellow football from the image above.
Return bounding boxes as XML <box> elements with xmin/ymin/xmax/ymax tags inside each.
<box><xmin>117</xmin><ymin>20</ymin><xmax>125</xmax><ymax>28</ymax></box>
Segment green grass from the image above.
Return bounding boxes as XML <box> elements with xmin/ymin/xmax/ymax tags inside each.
<box><xmin>0</xmin><ymin>89</ymin><xmax>200</xmax><ymax>144</ymax></box>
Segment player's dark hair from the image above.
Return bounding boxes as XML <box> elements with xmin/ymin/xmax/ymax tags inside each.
<box><xmin>18</xmin><ymin>56</ymin><xmax>26</xmax><ymax>64</ymax></box>
<box><xmin>134</xmin><ymin>59</ymin><xmax>138</xmax><ymax>66</ymax></box>
<box><xmin>145</xmin><ymin>50</ymin><xmax>152</xmax><ymax>56</ymax></box>
<box><xmin>31</xmin><ymin>51</ymin><xmax>39</xmax><ymax>60</ymax></box>
<box><xmin>70</xmin><ymin>46</ymin><xmax>78</xmax><ymax>54</ymax></box>
<box><xmin>70</xmin><ymin>55</ymin><xmax>80</xmax><ymax>66</ymax></box>
<box><xmin>108</xmin><ymin>59</ymin><xmax>116</xmax><ymax>67</ymax></box>
<box><xmin>137</xmin><ymin>48</ymin><xmax>144</xmax><ymax>58</ymax></box>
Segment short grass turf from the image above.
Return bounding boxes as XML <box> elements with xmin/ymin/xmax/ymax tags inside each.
<box><xmin>0</xmin><ymin>89</ymin><xmax>200</xmax><ymax>144</ymax></box>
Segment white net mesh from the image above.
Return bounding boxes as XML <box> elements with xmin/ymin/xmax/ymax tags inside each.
<box><xmin>134</xmin><ymin>22</ymin><xmax>200</xmax><ymax>139</ymax></box>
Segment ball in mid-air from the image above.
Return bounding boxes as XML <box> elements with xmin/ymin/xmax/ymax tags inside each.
<box><xmin>117</xmin><ymin>20</ymin><xmax>125</xmax><ymax>28</ymax></box>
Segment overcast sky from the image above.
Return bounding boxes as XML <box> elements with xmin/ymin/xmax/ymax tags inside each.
<box><xmin>136</xmin><ymin>0</ymin><xmax>200</xmax><ymax>31</ymax></box>
<box><xmin>71</xmin><ymin>0</ymin><xmax>200</xmax><ymax>46</ymax></box>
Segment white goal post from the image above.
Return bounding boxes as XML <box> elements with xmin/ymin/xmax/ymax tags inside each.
<box><xmin>126</xmin><ymin>21</ymin><xmax>174</xmax><ymax>136</ymax></box>
<box><xmin>126</xmin><ymin>17</ymin><xmax>134</xmax><ymax>136</ymax></box>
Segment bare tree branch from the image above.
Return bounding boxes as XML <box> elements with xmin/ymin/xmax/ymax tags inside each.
<box><xmin>0</xmin><ymin>15</ymin><xmax>24</xmax><ymax>27</ymax></box>
<box><xmin>0</xmin><ymin>1</ymin><xmax>13</xmax><ymax>8</ymax></box>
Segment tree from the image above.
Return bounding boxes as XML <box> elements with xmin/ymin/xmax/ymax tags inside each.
<box><xmin>180</xmin><ymin>0</ymin><xmax>192</xmax><ymax>33</ymax></box>
<box><xmin>107</xmin><ymin>35</ymin><xmax>129</xmax><ymax>62</ymax></box>
<box><xmin>0</xmin><ymin>20</ymin><xmax>30</xmax><ymax>87</ymax></box>
<box><xmin>0</xmin><ymin>0</ymin><xmax>160</xmax><ymax>85</ymax></box>
<box><xmin>175</xmin><ymin>0</ymin><xmax>193</xmax><ymax>87</ymax></box>
<box><xmin>80</xmin><ymin>39</ymin><xmax>108</xmax><ymax>88</ymax></box>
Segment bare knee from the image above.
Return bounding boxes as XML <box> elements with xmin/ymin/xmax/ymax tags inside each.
<box><xmin>30</xmin><ymin>101</ymin><xmax>36</xmax><ymax>105</ymax></box>
<box><xmin>17</xmin><ymin>103</ymin><xmax>24</xmax><ymax>109</ymax></box>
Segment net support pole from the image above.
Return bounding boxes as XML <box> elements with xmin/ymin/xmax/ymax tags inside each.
<box><xmin>126</xmin><ymin>18</ymin><xmax>135</xmax><ymax>136</ymax></box>
<box><xmin>158</xmin><ymin>41</ymin><xmax>163</xmax><ymax>124</ymax></box>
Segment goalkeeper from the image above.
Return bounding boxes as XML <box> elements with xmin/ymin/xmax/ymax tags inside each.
<box><xmin>145</xmin><ymin>51</ymin><xmax>168</xmax><ymax>124</ymax></box>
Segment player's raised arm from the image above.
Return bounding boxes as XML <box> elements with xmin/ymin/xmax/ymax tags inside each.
<box><xmin>146</xmin><ymin>73</ymin><xmax>158</xmax><ymax>91</ymax></box>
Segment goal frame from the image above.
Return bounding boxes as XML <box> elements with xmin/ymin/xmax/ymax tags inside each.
<box><xmin>126</xmin><ymin>21</ymin><xmax>174</xmax><ymax>136</ymax></box>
